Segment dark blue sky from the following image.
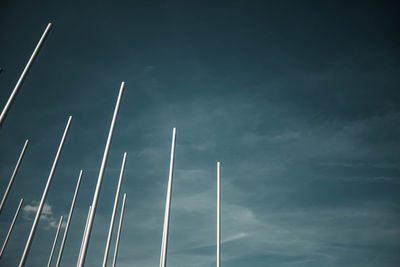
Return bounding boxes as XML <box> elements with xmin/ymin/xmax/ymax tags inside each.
<box><xmin>0</xmin><ymin>1</ymin><xmax>399</xmax><ymax>266</ymax></box>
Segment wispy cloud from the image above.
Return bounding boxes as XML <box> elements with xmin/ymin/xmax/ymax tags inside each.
<box><xmin>22</xmin><ymin>201</ymin><xmax>62</xmax><ymax>230</ymax></box>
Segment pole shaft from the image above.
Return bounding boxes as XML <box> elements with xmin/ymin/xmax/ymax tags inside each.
<box><xmin>78</xmin><ymin>82</ymin><xmax>125</xmax><ymax>267</ymax></box>
<box><xmin>159</xmin><ymin>128</ymin><xmax>177</xmax><ymax>267</ymax></box>
<box><xmin>0</xmin><ymin>23</ymin><xmax>52</xmax><ymax>127</ymax></box>
<box><xmin>77</xmin><ymin>206</ymin><xmax>91</xmax><ymax>266</ymax></box>
<box><xmin>0</xmin><ymin>139</ymin><xmax>28</xmax><ymax>214</ymax></box>
<box><xmin>47</xmin><ymin>216</ymin><xmax>63</xmax><ymax>267</ymax></box>
<box><xmin>18</xmin><ymin>116</ymin><xmax>72</xmax><ymax>267</ymax></box>
<box><xmin>111</xmin><ymin>193</ymin><xmax>126</xmax><ymax>267</ymax></box>
<box><xmin>0</xmin><ymin>198</ymin><xmax>24</xmax><ymax>258</ymax></box>
<box><xmin>217</xmin><ymin>162</ymin><xmax>221</xmax><ymax>267</ymax></box>
<box><xmin>55</xmin><ymin>170</ymin><xmax>83</xmax><ymax>267</ymax></box>
<box><xmin>102</xmin><ymin>153</ymin><xmax>127</xmax><ymax>267</ymax></box>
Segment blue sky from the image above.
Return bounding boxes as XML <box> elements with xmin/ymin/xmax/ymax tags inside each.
<box><xmin>0</xmin><ymin>1</ymin><xmax>399</xmax><ymax>266</ymax></box>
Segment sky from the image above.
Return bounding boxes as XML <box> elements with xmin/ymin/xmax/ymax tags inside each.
<box><xmin>0</xmin><ymin>0</ymin><xmax>399</xmax><ymax>266</ymax></box>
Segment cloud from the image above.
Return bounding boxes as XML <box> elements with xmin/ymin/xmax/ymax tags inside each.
<box><xmin>22</xmin><ymin>201</ymin><xmax>62</xmax><ymax>230</ymax></box>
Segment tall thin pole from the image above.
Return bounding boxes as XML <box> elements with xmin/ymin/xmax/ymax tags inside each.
<box><xmin>159</xmin><ymin>128</ymin><xmax>177</xmax><ymax>267</ymax></box>
<box><xmin>0</xmin><ymin>198</ymin><xmax>24</xmax><ymax>258</ymax></box>
<box><xmin>102</xmin><ymin>153</ymin><xmax>127</xmax><ymax>267</ymax></box>
<box><xmin>78</xmin><ymin>82</ymin><xmax>125</xmax><ymax>267</ymax></box>
<box><xmin>0</xmin><ymin>23</ymin><xmax>52</xmax><ymax>128</ymax></box>
<box><xmin>0</xmin><ymin>139</ymin><xmax>29</xmax><ymax>214</ymax></box>
<box><xmin>77</xmin><ymin>206</ymin><xmax>91</xmax><ymax>266</ymax></box>
<box><xmin>111</xmin><ymin>193</ymin><xmax>126</xmax><ymax>267</ymax></box>
<box><xmin>55</xmin><ymin>170</ymin><xmax>83</xmax><ymax>267</ymax></box>
<box><xmin>47</xmin><ymin>216</ymin><xmax>63</xmax><ymax>267</ymax></box>
<box><xmin>18</xmin><ymin>116</ymin><xmax>72</xmax><ymax>267</ymax></box>
<box><xmin>217</xmin><ymin>162</ymin><xmax>221</xmax><ymax>267</ymax></box>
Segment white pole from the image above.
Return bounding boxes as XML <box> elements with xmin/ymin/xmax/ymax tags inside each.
<box><xmin>102</xmin><ymin>153</ymin><xmax>127</xmax><ymax>267</ymax></box>
<box><xmin>55</xmin><ymin>170</ymin><xmax>84</xmax><ymax>267</ymax></box>
<box><xmin>47</xmin><ymin>216</ymin><xmax>63</xmax><ymax>267</ymax></box>
<box><xmin>78</xmin><ymin>82</ymin><xmax>125</xmax><ymax>267</ymax></box>
<box><xmin>0</xmin><ymin>23</ymin><xmax>52</xmax><ymax>127</ymax></box>
<box><xmin>0</xmin><ymin>198</ymin><xmax>24</xmax><ymax>258</ymax></box>
<box><xmin>111</xmin><ymin>193</ymin><xmax>126</xmax><ymax>267</ymax></box>
<box><xmin>0</xmin><ymin>139</ymin><xmax>29</xmax><ymax>214</ymax></box>
<box><xmin>18</xmin><ymin>116</ymin><xmax>72</xmax><ymax>267</ymax></box>
<box><xmin>217</xmin><ymin>162</ymin><xmax>221</xmax><ymax>267</ymax></box>
<box><xmin>77</xmin><ymin>205</ymin><xmax>91</xmax><ymax>266</ymax></box>
<box><xmin>159</xmin><ymin>128</ymin><xmax>177</xmax><ymax>267</ymax></box>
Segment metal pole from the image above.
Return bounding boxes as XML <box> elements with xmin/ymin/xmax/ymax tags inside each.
<box><xmin>0</xmin><ymin>139</ymin><xmax>29</xmax><ymax>214</ymax></box>
<box><xmin>102</xmin><ymin>153</ymin><xmax>127</xmax><ymax>267</ymax></box>
<box><xmin>78</xmin><ymin>82</ymin><xmax>125</xmax><ymax>267</ymax></box>
<box><xmin>159</xmin><ymin>128</ymin><xmax>177</xmax><ymax>267</ymax></box>
<box><xmin>18</xmin><ymin>116</ymin><xmax>72</xmax><ymax>267</ymax></box>
<box><xmin>77</xmin><ymin>206</ymin><xmax>91</xmax><ymax>266</ymax></box>
<box><xmin>0</xmin><ymin>198</ymin><xmax>24</xmax><ymax>258</ymax></box>
<box><xmin>55</xmin><ymin>170</ymin><xmax>83</xmax><ymax>267</ymax></box>
<box><xmin>111</xmin><ymin>193</ymin><xmax>126</xmax><ymax>267</ymax></box>
<box><xmin>47</xmin><ymin>216</ymin><xmax>63</xmax><ymax>267</ymax></box>
<box><xmin>0</xmin><ymin>23</ymin><xmax>52</xmax><ymax>128</ymax></box>
<box><xmin>217</xmin><ymin>162</ymin><xmax>221</xmax><ymax>267</ymax></box>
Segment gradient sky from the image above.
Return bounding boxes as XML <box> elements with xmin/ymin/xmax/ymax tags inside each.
<box><xmin>0</xmin><ymin>1</ymin><xmax>399</xmax><ymax>267</ymax></box>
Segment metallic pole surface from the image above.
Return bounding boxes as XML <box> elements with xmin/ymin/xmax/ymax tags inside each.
<box><xmin>0</xmin><ymin>23</ymin><xmax>52</xmax><ymax>128</ymax></box>
<box><xmin>0</xmin><ymin>198</ymin><xmax>24</xmax><ymax>258</ymax></box>
<box><xmin>18</xmin><ymin>116</ymin><xmax>72</xmax><ymax>267</ymax></box>
<box><xmin>78</xmin><ymin>82</ymin><xmax>125</xmax><ymax>267</ymax></box>
<box><xmin>102</xmin><ymin>153</ymin><xmax>127</xmax><ymax>267</ymax></box>
<box><xmin>0</xmin><ymin>139</ymin><xmax>29</xmax><ymax>214</ymax></box>
<box><xmin>55</xmin><ymin>170</ymin><xmax>83</xmax><ymax>267</ymax></box>
<box><xmin>217</xmin><ymin>162</ymin><xmax>221</xmax><ymax>267</ymax></box>
<box><xmin>77</xmin><ymin>206</ymin><xmax>91</xmax><ymax>266</ymax></box>
<box><xmin>111</xmin><ymin>193</ymin><xmax>126</xmax><ymax>267</ymax></box>
<box><xmin>159</xmin><ymin>128</ymin><xmax>177</xmax><ymax>267</ymax></box>
<box><xmin>47</xmin><ymin>216</ymin><xmax>63</xmax><ymax>267</ymax></box>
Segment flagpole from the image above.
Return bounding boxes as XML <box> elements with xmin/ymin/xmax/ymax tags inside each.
<box><xmin>0</xmin><ymin>139</ymin><xmax>29</xmax><ymax>214</ymax></box>
<box><xmin>159</xmin><ymin>128</ymin><xmax>177</xmax><ymax>267</ymax></box>
<box><xmin>47</xmin><ymin>216</ymin><xmax>63</xmax><ymax>267</ymax></box>
<box><xmin>78</xmin><ymin>82</ymin><xmax>125</xmax><ymax>267</ymax></box>
<box><xmin>102</xmin><ymin>152</ymin><xmax>127</xmax><ymax>267</ymax></box>
<box><xmin>111</xmin><ymin>193</ymin><xmax>126</xmax><ymax>267</ymax></box>
<box><xmin>18</xmin><ymin>116</ymin><xmax>72</xmax><ymax>267</ymax></box>
<box><xmin>77</xmin><ymin>205</ymin><xmax>91</xmax><ymax>266</ymax></box>
<box><xmin>217</xmin><ymin>162</ymin><xmax>221</xmax><ymax>267</ymax></box>
<box><xmin>55</xmin><ymin>170</ymin><xmax>83</xmax><ymax>267</ymax></box>
<box><xmin>0</xmin><ymin>23</ymin><xmax>52</xmax><ymax>128</ymax></box>
<box><xmin>0</xmin><ymin>198</ymin><xmax>24</xmax><ymax>258</ymax></box>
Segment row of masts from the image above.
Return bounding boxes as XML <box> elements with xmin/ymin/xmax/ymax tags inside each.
<box><xmin>0</xmin><ymin>22</ymin><xmax>223</xmax><ymax>266</ymax></box>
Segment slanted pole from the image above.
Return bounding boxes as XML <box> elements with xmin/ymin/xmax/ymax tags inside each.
<box><xmin>47</xmin><ymin>216</ymin><xmax>63</xmax><ymax>267</ymax></box>
<box><xmin>0</xmin><ymin>23</ymin><xmax>52</xmax><ymax>128</ymax></box>
<box><xmin>0</xmin><ymin>139</ymin><xmax>28</xmax><ymax>214</ymax></box>
<box><xmin>112</xmin><ymin>193</ymin><xmax>126</xmax><ymax>267</ymax></box>
<box><xmin>18</xmin><ymin>116</ymin><xmax>72</xmax><ymax>267</ymax></box>
<box><xmin>0</xmin><ymin>198</ymin><xmax>24</xmax><ymax>258</ymax></box>
<box><xmin>78</xmin><ymin>81</ymin><xmax>125</xmax><ymax>267</ymax></box>
<box><xmin>55</xmin><ymin>170</ymin><xmax>83</xmax><ymax>267</ymax></box>
<box><xmin>102</xmin><ymin>153</ymin><xmax>127</xmax><ymax>267</ymax></box>
<box><xmin>217</xmin><ymin>162</ymin><xmax>221</xmax><ymax>267</ymax></box>
<box><xmin>77</xmin><ymin>206</ymin><xmax>91</xmax><ymax>266</ymax></box>
<box><xmin>159</xmin><ymin>128</ymin><xmax>177</xmax><ymax>267</ymax></box>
